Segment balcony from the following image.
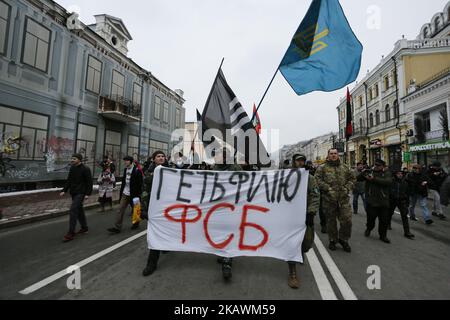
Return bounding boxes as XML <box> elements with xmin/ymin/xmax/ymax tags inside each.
<box><xmin>98</xmin><ymin>95</ymin><xmax>141</xmax><ymax>122</ymax></box>
<box><xmin>350</xmin><ymin>126</ymin><xmax>367</xmax><ymax>140</ymax></box>
<box><xmin>405</xmin><ymin>37</ymin><xmax>450</xmax><ymax>49</ymax></box>
<box><xmin>425</xmin><ymin>129</ymin><xmax>448</xmax><ymax>142</ymax></box>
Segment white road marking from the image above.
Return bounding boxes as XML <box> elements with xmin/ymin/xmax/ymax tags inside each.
<box><xmin>19</xmin><ymin>230</ymin><xmax>147</xmax><ymax>295</ymax></box>
<box><xmin>305</xmin><ymin>248</ymin><xmax>338</xmax><ymax>300</ymax></box>
<box><xmin>314</xmin><ymin>233</ymin><xmax>358</xmax><ymax>300</ymax></box>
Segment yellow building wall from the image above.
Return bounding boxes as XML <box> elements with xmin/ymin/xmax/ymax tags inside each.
<box><xmin>403</xmin><ymin>53</ymin><xmax>450</xmax><ymax>92</ymax></box>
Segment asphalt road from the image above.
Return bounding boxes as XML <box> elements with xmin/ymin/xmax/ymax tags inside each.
<box><xmin>1</xmin><ymin>198</ymin><xmax>449</xmax><ymax>300</ymax></box>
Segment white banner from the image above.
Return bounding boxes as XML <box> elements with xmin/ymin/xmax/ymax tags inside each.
<box><xmin>148</xmin><ymin>167</ymin><xmax>308</xmax><ymax>262</ymax></box>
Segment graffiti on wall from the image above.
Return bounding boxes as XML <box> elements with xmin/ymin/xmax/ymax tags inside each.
<box><xmin>43</xmin><ymin>136</ymin><xmax>75</xmax><ymax>173</ymax></box>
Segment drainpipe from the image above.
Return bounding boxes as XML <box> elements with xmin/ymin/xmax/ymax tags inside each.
<box><xmin>392</xmin><ymin>56</ymin><xmax>403</xmax><ymax>169</ymax></box>
<box><xmin>364</xmin><ymin>82</ymin><xmax>369</xmax><ymax>164</ymax></box>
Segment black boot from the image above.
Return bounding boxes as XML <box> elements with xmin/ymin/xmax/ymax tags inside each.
<box><xmin>143</xmin><ymin>250</ymin><xmax>160</xmax><ymax>277</ymax></box>
<box><xmin>222</xmin><ymin>258</ymin><xmax>232</xmax><ymax>281</ymax></box>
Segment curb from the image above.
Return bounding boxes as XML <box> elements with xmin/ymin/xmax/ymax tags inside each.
<box><xmin>0</xmin><ymin>199</ymin><xmax>121</xmax><ymax>231</ymax></box>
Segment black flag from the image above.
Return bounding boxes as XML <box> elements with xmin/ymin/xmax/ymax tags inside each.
<box><xmin>201</xmin><ymin>69</ymin><xmax>271</xmax><ymax>166</ymax></box>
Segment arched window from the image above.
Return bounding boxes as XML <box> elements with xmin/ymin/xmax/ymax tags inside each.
<box><xmin>376</xmin><ymin>110</ymin><xmax>380</xmax><ymax>125</ymax></box>
<box><xmin>393</xmin><ymin>100</ymin><xmax>399</xmax><ymax>118</ymax></box>
<box><xmin>424</xmin><ymin>27</ymin><xmax>429</xmax><ymax>38</ymax></box>
<box><xmin>385</xmin><ymin>105</ymin><xmax>391</xmax><ymax>122</ymax></box>
<box><xmin>369</xmin><ymin>113</ymin><xmax>374</xmax><ymax>128</ymax></box>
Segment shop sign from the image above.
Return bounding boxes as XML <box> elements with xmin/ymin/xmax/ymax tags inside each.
<box><xmin>409</xmin><ymin>141</ymin><xmax>450</xmax><ymax>152</ymax></box>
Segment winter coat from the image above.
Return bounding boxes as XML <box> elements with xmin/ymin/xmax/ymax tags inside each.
<box><xmin>119</xmin><ymin>165</ymin><xmax>143</xmax><ymax>201</ymax></box>
<box><xmin>63</xmin><ymin>164</ymin><xmax>93</xmax><ymax>196</ymax></box>
<box><xmin>97</xmin><ymin>172</ymin><xmax>115</xmax><ymax>198</ymax></box>
<box><xmin>406</xmin><ymin>172</ymin><xmax>428</xmax><ymax>197</ymax></box>
<box><xmin>390</xmin><ymin>176</ymin><xmax>409</xmax><ymax>203</ymax></box>
<box><xmin>358</xmin><ymin>169</ymin><xmax>392</xmax><ymax>208</ymax></box>
<box><xmin>426</xmin><ymin>168</ymin><xmax>447</xmax><ymax>192</ymax></box>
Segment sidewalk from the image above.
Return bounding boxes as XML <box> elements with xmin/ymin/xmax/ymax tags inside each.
<box><xmin>0</xmin><ymin>188</ymin><xmax>121</xmax><ymax>229</ymax></box>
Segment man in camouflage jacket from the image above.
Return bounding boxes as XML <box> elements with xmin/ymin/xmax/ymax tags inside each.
<box><xmin>315</xmin><ymin>149</ymin><xmax>355</xmax><ymax>252</ymax></box>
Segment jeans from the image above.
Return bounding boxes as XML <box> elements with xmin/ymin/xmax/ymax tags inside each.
<box><xmin>352</xmin><ymin>192</ymin><xmax>366</xmax><ymax>214</ymax></box>
<box><xmin>409</xmin><ymin>195</ymin><xmax>431</xmax><ymax>221</ymax></box>
<box><xmin>69</xmin><ymin>194</ymin><xmax>88</xmax><ymax>234</ymax></box>
<box><xmin>430</xmin><ymin>189</ymin><xmax>443</xmax><ymax>215</ymax></box>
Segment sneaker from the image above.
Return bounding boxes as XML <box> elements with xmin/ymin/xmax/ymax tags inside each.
<box><xmin>380</xmin><ymin>237</ymin><xmax>391</xmax><ymax>244</ymax></box>
<box><xmin>321</xmin><ymin>225</ymin><xmax>327</xmax><ymax>234</ymax></box>
<box><xmin>365</xmin><ymin>229</ymin><xmax>371</xmax><ymax>237</ymax></box>
<box><xmin>76</xmin><ymin>228</ymin><xmax>89</xmax><ymax>235</ymax></box>
<box><xmin>63</xmin><ymin>233</ymin><xmax>75</xmax><ymax>242</ymax></box>
<box><xmin>142</xmin><ymin>262</ymin><xmax>157</xmax><ymax>277</ymax></box>
<box><xmin>329</xmin><ymin>241</ymin><xmax>337</xmax><ymax>251</ymax></box>
<box><xmin>425</xmin><ymin>219</ymin><xmax>434</xmax><ymax>225</ymax></box>
<box><xmin>338</xmin><ymin>239</ymin><xmax>351</xmax><ymax>253</ymax></box>
<box><xmin>107</xmin><ymin>227</ymin><xmax>121</xmax><ymax>234</ymax></box>
<box><xmin>410</xmin><ymin>217</ymin><xmax>418</xmax><ymax>222</ymax></box>
<box><xmin>438</xmin><ymin>214</ymin><xmax>447</xmax><ymax>220</ymax></box>
<box><xmin>404</xmin><ymin>233</ymin><xmax>415</xmax><ymax>239</ymax></box>
<box><xmin>222</xmin><ymin>264</ymin><xmax>232</xmax><ymax>281</ymax></box>
<box><xmin>288</xmin><ymin>274</ymin><xmax>300</xmax><ymax>289</ymax></box>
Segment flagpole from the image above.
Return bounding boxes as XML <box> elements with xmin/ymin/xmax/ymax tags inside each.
<box><xmin>251</xmin><ymin>68</ymin><xmax>279</xmax><ymax>123</ymax></box>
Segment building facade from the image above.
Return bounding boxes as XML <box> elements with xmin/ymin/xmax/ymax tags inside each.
<box><xmin>0</xmin><ymin>0</ymin><xmax>185</xmax><ymax>190</ymax></box>
<box><xmin>338</xmin><ymin>2</ymin><xmax>450</xmax><ymax>170</ymax></box>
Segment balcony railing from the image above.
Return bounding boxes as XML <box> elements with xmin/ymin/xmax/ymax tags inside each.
<box><xmin>350</xmin><ymin>126</ymin><xmax>367</xmax><ymax>140</ymax></box>
<box><xmin>425</xmin><ymin>129</ymin><xmax>447</xmax><ymax>141</ymax></box>
<box><xmin>98</xmin><ymin>95</ymin><xmax>141</xmax><ymax>122</ymax></box>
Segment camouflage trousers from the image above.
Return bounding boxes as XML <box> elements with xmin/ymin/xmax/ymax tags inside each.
<box><xmin>323</xmin><ymin>199</ymin><xmax>353</xmax><ymax>242</ymax></box>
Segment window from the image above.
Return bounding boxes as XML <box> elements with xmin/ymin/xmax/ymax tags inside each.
<box><xmin>76</xmin><ymin>123</ymin><xmax>96</xmax><ymax>173</ymax></box>
<box><xmin>0</xmin><ymin>1</ymin><xmax>10</xmax><ymax>56</ymax></box>
<box><xmin>163</xmin><ymin>101</ymin><xmax>169</xmax><ymax>123</ymax></box>
<box><xmin>175</xmin><ymin>108</ymin><xmax>181</xmax><ymax>128</ymax></box>
<box><xmin>374</xmin><ymin>84</ymin><xmax>379</xmax><ymax>98</ymax></box>
<box><xmin>369</xmin><ymin>88</ymin><xmax>373</xmax><ymax>101</ymax></box>
<box><xmin>393</xmin><ymin>100</ymin><xmax>399</xmax><ymax>118</ymax></box>
<box><xmin>22</xmin><ymin>18</ymin><xmax>51</xmax><ymax>72</ymax></box>
<box><xmin>111</xmin><ymin>70</ymin><xmax>125</xmax><ymax>99</ymax></box>
<box><xmin>154</xmin><ymin>96</ymin><xmax>161</xmax><ymax>120</ymax></box>
<box><xmin>385</xmin><ymin>105</ymin><xmax>391</xmax><ymax>122</ymax></box>
<box><xmin>104</xmin><ymin>130</ymin><xmax>122</xmax><ymax>175</ymax></box>
<box><xmin>359</xmin><ymin>118</ymin><xmax>363</xmax><ymax>130</ymax></box>
<box><xmin>369</xmin><ymin>113</ymin><xmax>374</xmax><ymax>127</ymax></box>
<box><xmin>127</xmin><ymin>135</ymin><xmax>139</xmax><ymax>160</ymax></box>
<box><xmin>424</xmin><ymin>27</ymin><xmax>429</xmax><ymax>38</ymax></box>
<box><xmin>0</xmin><ymin>106</ymin><xmax>48</xmax><ymax>160</ymax></box>
<box><xmin>359</xmin><ymin>96</ymin><xmax>363</xmax><ymax>108</ymax></box>
<box><xmin>132</xmin><ymin>83</ymin><xmax>142</xmax><ymax>107</ymax></box>
<box><xmin>149</xmin><ymin>140</ymin><xmax>168</xmax><ymax>157</ymax></box>
<box><xmin>384</xmin><ymin>76</ymin><xmax>389</xmax><ymax>91</ymax></box>
<box><xmin>423</xmin><ymin>112</ymin><xmax>431</xmax><ymax>132</ymax></box>
<box><xmin>375</xmin><ymin>110</ymin><xmax>380</xmax><ymax>125</ymax></box>
<box><xmin>86</xmin><ymin>56</ymin><xmax>102</xmax><ymax>94</ymax></box>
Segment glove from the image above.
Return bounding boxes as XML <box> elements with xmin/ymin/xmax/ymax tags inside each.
<box><xmin>306</xmin><ymin>214</ymin><xmax>315</xmax><ymax>227</ymax></box>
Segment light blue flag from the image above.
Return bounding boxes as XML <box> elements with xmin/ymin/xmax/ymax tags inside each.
<box><xmin>279</xmin><ymin>0</ymin><xmax>363</xmax><ymax>95</ymax></box>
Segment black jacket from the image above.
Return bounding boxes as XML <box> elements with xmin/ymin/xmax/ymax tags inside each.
<box><xmin>119</xmin><ymin>165</ymin><xmax>143</xmax><ymax>201</ymax></box>
<box><xmin>358</xmin><ymin>169</ymin><xmax>392</xmax><ymax>208</ymax></box>
<box><xmin>406</xmin><ymin>172</ymin><xmax>428</xmax><ymax>197</ymax></box>
<box><xmin>390</xmin><ymin>176</ymin><xmax>409</xmax><ymax>203</ymax></box>
<box><xmin>63</xmin><ymin>164</ymin><xmax>93</xmax><ymax>196</ymax></box>
<box><xmin>427</xmin><ymin>168</ymin><xmax>447</xmax><ymax>192</ymax></box>
<box><xmin>440</xmin><ymin>176</ymin><xmax>450</xmax><ymax>206</ymax></box>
